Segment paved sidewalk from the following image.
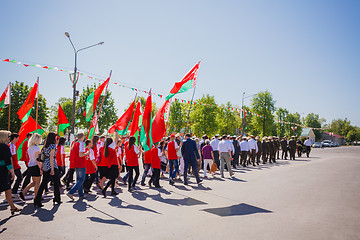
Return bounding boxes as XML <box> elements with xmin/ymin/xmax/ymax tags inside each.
<box><xmin>1</xmin><ymin>147</ymin><xmax>360</xmax><ymax>240</ymax></box>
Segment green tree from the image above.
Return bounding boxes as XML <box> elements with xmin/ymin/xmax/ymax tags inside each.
<box><xmin>250</xmin><ymin>91</ymin><xmax>276</xmax><ymax>137</ymax></box>
<box><xmin>285</xmin><ymin>112</ymin><xmax>302</xmax><ymax>138</ymax></box>
<box><xmin>275</xmin><ymin>107</ymin><xmax>289</xmax><ymax>137</ymax></box>
<box><xmin>0</xmin><ymin>81</ymin><xmax>48</xmax><ymax>132</ymax></box>
<box><xmin>216</xmin><ymin>102</ymin><xmax>240</xmax><ymax>135</ymax></box>
<box><xmin>189</xmin><ymin>94</ymin><xmax>218</xmax><ymax>136</ymax></box>
<box><xmin>48</xmin><ymin>98</ymin><xmax>72</xmax><ymax>133</ymax></box>
<box><xmin>76</xmin><ymin>84</ymin><xmax>118</xmax><ymax>134</ymax></box>
<box><xmin>347</xmin><ymin>128</ymin><xmax>360</xmax><ymax>142</ymax></box>
<box><xmin>329</xmin><ymin>118</ymin><xmax>353</xmax><ymax>138</ymax></box>
<box><xmin>168</xmin><ymin>101</ymin><xmax>186</xmax><ymax>133</ymax></box>
<box><xmin>303</xmin><ymin>113</ymin><xmax>323</xmax><ymax>141</ymax></box>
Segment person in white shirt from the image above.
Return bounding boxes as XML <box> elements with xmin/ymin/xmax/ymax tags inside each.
<box><xmin>210</xmin><ymin>134</ymin><xmax>220</xmax><ymax>168</ymax></box>
<box><xmin>304</xmin><ymin>137</ymin><xmax>312</xmax><ymax>157</ymax></box>
<box><xmin>218</xmin><ymin>135</ymin><xmax>234</xmax><ymax>178</ymax></box>
<box><xmin>19</xmin><ymin>133</ymin><xmax>43</xmax><ymax>201</ymax></box>
<box><xmin>240</xmin><ymin>137</ymin><xmax>250</xmax><ymax>167</ymax></box>
<box><xmin>248</xmin><ymin>135</ymin><xmax>258</xmax><ymax>166</ymax></box>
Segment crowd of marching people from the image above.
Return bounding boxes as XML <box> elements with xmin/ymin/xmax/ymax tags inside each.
<box><xmin>0</xmin><ymin>129</ymin><xmax>312</xmax><ymax>216</ymax></box>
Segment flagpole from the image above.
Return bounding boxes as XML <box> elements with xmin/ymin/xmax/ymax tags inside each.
<box><xmin>94</xmin><ymin>71</ymin><xmax>112</xmax><ymax>134</ymax></box>
<box><xmin>35</xmin><ymin>77</ymin><xmax>39</xmax><ymax>134</ymax></box>
<box><xmin>8</xmin><ymin>100</ymin><xmax>11</xmax><ymax>131</ymax></box>
<box><xmin>183</xmin><ymin>86</ymin><xmax>197</xmax><ymax>136</ymax></box>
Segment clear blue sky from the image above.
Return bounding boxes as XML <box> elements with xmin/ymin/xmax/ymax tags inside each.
<box><xmin>1</xmin><ymin>0</ymin><xmax>359</xmax><ymax>127</ymax></box>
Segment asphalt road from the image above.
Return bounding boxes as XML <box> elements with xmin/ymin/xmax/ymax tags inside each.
<box><xmin>1</xmin><ymin>146</ymin><xmax>360</xmax><ymax>240</ymax></box>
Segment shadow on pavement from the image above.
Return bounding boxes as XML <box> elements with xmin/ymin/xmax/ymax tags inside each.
<box><xmin>132</xmin><ymin>191</ymin><xmax>207</xmax><ymax>207</ymax></box>
<box><xmin>87</xmin><ymin>216</ymin><xmax>131</xmax><ymax>226</ymax></box>
<box><xmin>86</xmin><ymin>204</ymin><xmax>132</xmax><ymax>227</ymax></box>
<box><xmin>31</xmin><ymin>204</ymin><xmax>60</xmax><ymax>222</ymax></box>
<box><xmin>109</xmin><ymin>196</ymin><xmax>160</xmax><ymax>214</ymax></box>
<box><xmin>201</xmin><ymin>203</ymin><xmax>272</xmax><ymax>217</ymax></box>
<box><xmin>228</xmin><ymin>177</ymin><xmax>246</xmax><ymax>182</ymax></box>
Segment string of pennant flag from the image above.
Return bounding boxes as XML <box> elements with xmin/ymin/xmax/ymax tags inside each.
<box><xmin>0</xmin><ymin>57</ymin><xmax>327</xmax><ymax>130</ymax></box>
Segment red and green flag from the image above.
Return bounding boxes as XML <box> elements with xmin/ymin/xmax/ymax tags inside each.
<box><xmin>87</xmin><ymin>112</ymin><xmax>99</xmax><ymax>140</ymax></box>
<box><xmin>130</xmin><ymin>101</ymin><xmax>142</xmax><ymax>136</ymax></box>
<box><xmin>57</xmin><ymin>104</ymin><xmax>70</xmax><ymax>136</ymax></box>
<box><xmin>165</xmin><ymin>61</ymin><xmax>201</xmax><ymax>100</ymax></box>
<box><xmin>140</xmin><ymin>91</ymin><xmax>153</xmax><ymax>152</ymax></box>
<box><xmin>108</xmin><ymin>100</ymin><xmax>135</xmax><ymax>135</ymax></box>
<box><xmin>151</xmin><ymin>99</ymin><xmax>171</xmax><ymax>144</ymax></box>
<box><xmin>0</xmin><ymin>82</ymin><xmax>11</xmax><ymax>112</ymax></box>
<box><xmin>15</xmin><ymin>116</ymin><xmax>44</xmax><ymax>161</ymax></box>
<box><xmin>85</xmin><ymin>77</ymin><xmax>110</xmax><ymax>122</ymax></box>
<box><xmin>17</xmin><ymin>79</ymin><xmax>38</xmax><ymax>122</ymax></box>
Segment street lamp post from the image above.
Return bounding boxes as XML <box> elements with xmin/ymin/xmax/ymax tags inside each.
<box><xmin>65</xmin><ymin>32</ymin><xmax>104</xmax><ymax>141</ymax></box>
<box><xmin>241</xmin><ymin>92</ymin><xmax>256</xmax><ymax>136</ymax></box>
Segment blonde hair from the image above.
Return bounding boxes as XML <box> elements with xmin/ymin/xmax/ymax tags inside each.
<box><xmin>0</xmin><ymin>130</ymin><xmax>11</xmax><ymax>144</ymax></box>
<box><xmin>28</xmin><ymin>133</ymin><xmax>42</xmax><ymax>148</ymax></box>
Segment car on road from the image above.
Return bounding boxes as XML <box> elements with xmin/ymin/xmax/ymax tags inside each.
<box><xmin>322</xmin><ymin>140</ymin><xmax>332</xmax><ymax>147</ymax></box>
<box><xmin>313</xmin><ymin>142</ymin><xmax>323</xmax><ymax>148</ymax></box>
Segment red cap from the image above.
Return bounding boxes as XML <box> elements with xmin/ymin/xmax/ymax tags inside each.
<box><xmin>170</xmin><ymin>134</ymin><xmax>175</xmax><ymax>138</ymax></box>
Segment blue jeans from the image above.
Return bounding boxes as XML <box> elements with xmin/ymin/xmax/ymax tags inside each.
<box><xmin>141</xmin><ymin>164</ymin><xmax>151</xmax><ymax>184</ymax></box>
<box><xmin>168</xmin><ymin>159</ymin><xmax>179</xmax><ymax>181</ymax></box>
<box><xmin>68</xmin><ymin>168</ymin><xmax>86</xmax><ymax>197</ymax></box>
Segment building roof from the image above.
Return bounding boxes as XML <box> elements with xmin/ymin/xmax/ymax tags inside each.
<box><xmin>301</xmin><ymin>128</ymin><xmax>314</xmax><ymax>137</ymax></box>
<box><xmin>324</xmin><ymin>132</ymin><xmax>346</xmax><ymax>139</ymax></box>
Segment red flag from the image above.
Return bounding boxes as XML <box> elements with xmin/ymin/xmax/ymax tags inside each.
<box><xmin>108</xmin><ymin>100</ymin><xmax>135</xmax><ymax>134</ymax></box>
<box><xmin>140</xmin><ymin>91</ymin><xmax>152</xmax><ymax>151</ymax></box>
<box><xmin>85</xmin><ymin>77</ymin><xmax>110</xmax><ymax>121</ymax></box>
<box><xmin>57</xmin><ymin>104</ymin><xmax>70</xmax><ymax>135</ymax></box>
<box><xmin>17</xmin><ymin>79</ymin><xmax>38</xmax><ymax>122</ymax></box>
<box><xmin>151</xmin><ymin>100</ymin><xmax>171</xmax><ymax>144</ymax></box>
<box><xmin>15</xmin><ymin>116</ymin><xmax>44</xmax><ymax>160</ymax></box>
<box><xmin>130</xmin><ymin>101</ymin><xmax>142</xmax><ymax>136</ymax></box>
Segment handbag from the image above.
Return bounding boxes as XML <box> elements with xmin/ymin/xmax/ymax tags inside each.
<box><xmin>37</xmin><ymin>148</ymin><xmax>46</xmax><ymax>162</ymax></box>
<box><xmin>210</xmin><ymin>162</ymin><xmax>218</xmax><ymax>173</ymax></box>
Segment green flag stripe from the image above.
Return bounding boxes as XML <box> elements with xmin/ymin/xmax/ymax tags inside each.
<box><xmin>165</xmin><ymin>79</ymin><xmax>194</xmax><ymax>100</ymax></box>
<box><xmin>21</xmin><ymin>109</ymin><xmax>32</xmax><ymax>123</ymax></box>
<box><xmin>85</xmin><ymin>91</ymin><xmax>95</xmax><ymax>122</ymax></box>
<box><xmin>58</xmin><ymin>123</ymin><xmax>71</xmax><ymax>134</ymax></box>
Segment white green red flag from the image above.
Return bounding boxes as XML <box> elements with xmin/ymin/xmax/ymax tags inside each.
<box><xmin>85</xmin><ymin>77</ymin><xmax>110</xmax><ymax>122</ymax></box>
<box><xmin>151</xmin><ymin>99</ymin><xmax>171</xmax><ymax>144</ymax></box>
<box><xmin>57</xmin><ymin>104</ymin><xmax>71</xmax><ymax>135</ymax></box>
<box><xmin>140</xmin><ymin>91</ymin><xmax>153</xmax><ymax>152</ymax></box>
<box><xmin>15</xmin><ymin>116</ymin><xmax>44</xmax><ymax>161</ymax></box>
<box><xmin>0</xmin><ymin>82</ymin><xmax>11</xmax><ymax>112</ymax></box>
<box><xmin>165</xmin><ymin>62</ymin><xmax>200</xmax><ymax>100</ymax></box>
<box><xmin>108</xmin><ymin>100</ymin><xmax>136</xmax><ymax>135</ymax></box>
<box><xmin>87</xmin><ymin>112</ymin><xmax>99</xmax><ymax>140</ymax></box>
<box><xmin>17</xmin><ymin>79</ymin><xmax>38</xmax><ymax>122</ymax></box>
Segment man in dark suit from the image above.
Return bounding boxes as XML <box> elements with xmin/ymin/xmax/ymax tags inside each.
<box><xmin>181</xmin><ymin>133</ymin><xmax>202</xmax><ymax>185</ymax></box>
<box><xmin>281</xmin><ymin>137</ymin><xmax>288</xmax><ymax>160</ymax></box>
<box><xmin>231</xmin><ymin>136</ymin><xmax>240</xmax><ymax>168</ymax></box>
<box><xmin>288</xmin><ymin>136</ymin><xmax>297</xmax><ymax>160</ymax></box>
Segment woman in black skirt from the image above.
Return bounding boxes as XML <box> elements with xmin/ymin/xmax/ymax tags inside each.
<box><xmin>0</xmin><ymin>130</ymin><xmax>21</xmax><ymax>215</ymax></box>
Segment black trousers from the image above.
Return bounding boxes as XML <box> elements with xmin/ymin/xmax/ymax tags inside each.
<box><xmin>65</xmin><ymin>168</ymin><xmax>75</xmax><ymax>188</ymax></box>
<box><xmin>276</xmin><ymin>149</ymin><xmax>280</xmax><ymax>159</ymax></box>
<box><xmin>184</xmin><ymin>159</ymin><xmax>200</xmax><ymax>184</ymax></box>
<box><xmin>149</xmin><ymin>168</ymin><xmax>160</xmax><ymax>187</ymax></box>
<box><xmin>241</xmin><ymin>151</ymin><xmax>248</xmax><ymax>166</ymax></box>
<box><xmin>127</xmin><ymin>166</ymin><xmax>139</xmax><ymax>189</ymax></box>
<box><xmin>34</xmin><ymin>168</ymin><xmax>61</xmax><ymax>204</ymax></box>
<box><xmin>11</xmin><ymin>168</ymin><xmax>23</xmax><ymax>194</ymax></box>
<box><xmin>306</xmin><ymin>146</ymin><xmax>311</xmax><ymax>157</ymax></box>
<box><xmin>262</xmin><ymin>152</ymin><xmax>267</xmax><ymax>163</ymax></box>
<box><xmin>83</xmin><ymin>173</ymin><xmax>96</xmax><ymax>191</ymax></box>
<box><xmin>289</xmin><ymin>149</ymin><xmax>296</xmax><ymax>160</ymax></box>
<box><xmin>58</xmin><ymin>166</ymin><xmax>66</xmax><ymax>179</ymax></box>
<box><xmin>282</xmin><ymin>149</ymin><xmax>288</xmax><ymax>159</ymax></box>
<box><xmin>22</xmin><ymin>167</ymin><xmax>31</xmax><ymax>190</ymax></box>
<box><xmin>256</xmin><ymin>152</ymin><xmax>261</xmax><ymax>164</ymax></box>
<box><xmin>213</xmin><ymin>151</ymin><xmax>220</xmax><ymax>168</ymax></box>
<box><xmin>250</xmin><ymin>149</ymin><xmax>256</xmax><ymax>165</ymax></box>
<box><xmin>232</xmin><ymin>153</ymin><xmax>239</xmax><ymax>167</ymax></box>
